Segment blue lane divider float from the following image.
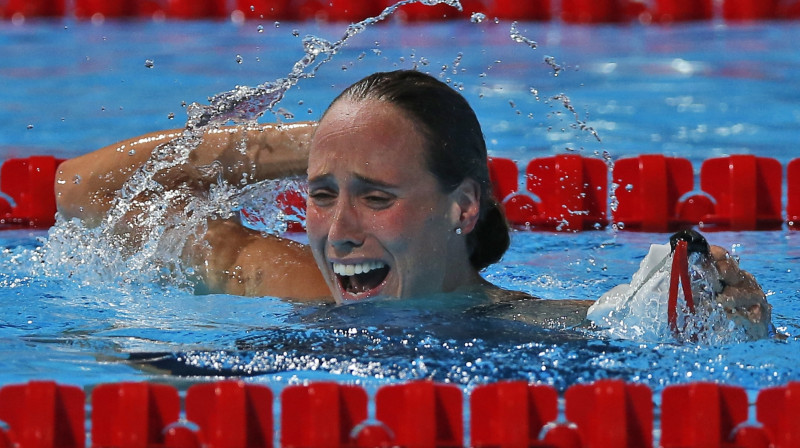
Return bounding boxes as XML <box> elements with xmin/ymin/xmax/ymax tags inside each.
<box><xmin>1</xmin><ymin>379</ymin><xmax>799</xmax><ymax>447</ymax></box>
<box><xmin>3</xmin><ymin>0</ymin><xmax>800</xmax><ymax>23</ymax></box>
<box><xmin>3</xmin><ymin>154</ymin><xmax>800</xmax><ymax>232</ymax></box>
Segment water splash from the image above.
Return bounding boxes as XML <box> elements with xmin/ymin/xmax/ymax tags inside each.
<box><xmin>587</xmin><ymin>244</ymin><xmax>758</xmax><ymax>344</ymax></box>
<box><xmin>509</xmin><ymin>22</ymin><xmax>537</xmax><ymax>49</ymax></box>
<box><xmin>186</xmin><ymin>0</ymin><xmax>463</xmax><ymax>130</ymax></box>
<box><xmin>550</xmin><ymin>93</ymin><xmax>602</xmax><ymax>142</ymax></box>
<box><xmin>505</xmin><ymin>22</ymin><xmax>604</xmax><ymax>149</ymax></box>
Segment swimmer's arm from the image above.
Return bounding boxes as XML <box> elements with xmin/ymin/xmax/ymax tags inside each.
<box><xmin>55</xmin><ymin>122</ymin><xmax>316</xmax><ymax>225</ymax></box>
<box><xmin>185</xmin><ymin>219</ymin><xmax>332</xmax><ymax>301</ymax></box>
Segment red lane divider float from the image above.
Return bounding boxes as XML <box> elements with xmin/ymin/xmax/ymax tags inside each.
<box><xmin>0</xmin><ymin>381</ymin><xmax>85</xmax><ymax>448</ymax></box>
<box><xmin>610</xmin><ymin>154</ymin><xmax>784</xmax><ymax>232</ymax></box>
<box><xmin>281</xmin><ymin>382</ymin><xmax>366</xmax><ymax>447</ymax></box>
<box><xmin>376</xmin><ymin>382</ymin><xmax>462</xmax><ymax>447</ymax></box>
<box><xmin>92</xmin><ymin>382</ymin><xmax>185</xmax><ymax>448</ymax></box>
<box><xmin>188</xmin><ymin>381</ymin><xmax>273</xmax><ymax>448</ymax></box>
<box><xmin>4</xmin><ymin>0</ymin><xmax>800</xmax><ymax>22</ymax></box>
<box><xmin>491</xmin><ymin>154</ymin><xmax>608</xmax><ymax>231</ymax></box>
<box><xmin>1</xmin><ymin>154</ymin><xmax>799</xmax><ymax>232</ymax></box>
<box><xmin>470</xmin><ymin>382</ymin><xmax>559</xmax><ymax>447</ymax></box>
<box><xmin>652</xmin><ymin>0</ymin><xmax>713</xmax><ymax>23</ymax></box>
<box><xmin>661</xmin><ymin>382</ymin><xmax>771</xmax><ymax>448</ymax></box>
<box><xmin>700</xmin><ymin>155</ymin><xmax>783</xmax><ymax>231</ymax></box>
<box><xmin>787</xmin><ymin>159</ymin><xmax>800</xmax><ymax>229</ymax></box>
<box><xmin>613</xmin><ymin>154</ymin><xmax>698</xmax><ymax>232</ymax></box>
<box><xmin>0</xmin><ymin>156</ymin><xmax>64</xmax><ymax>230</ymax></box>
<box><xmin>3</xmin><ymin>379</ymin><xmax>800</xmax><ymax>448</ymax></box>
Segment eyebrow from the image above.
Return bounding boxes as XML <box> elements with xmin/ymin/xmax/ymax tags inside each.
<box><xmin>307</xmin><ymin>173</ymin><xmax>400</xmax><ymax>190</ymax></box>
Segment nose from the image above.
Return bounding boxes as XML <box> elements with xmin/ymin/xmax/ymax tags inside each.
<box><xmin>328</xmin><ymin>197</ymin><xmax>364</xmax><ymax>250</ymax></box>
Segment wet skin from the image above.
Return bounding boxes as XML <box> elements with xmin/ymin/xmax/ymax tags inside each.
<box><xmin>305</xmin><ymin>99</ymin><xmax>485</xmax><ymax>304</ymax></box>
<box><xmin>708</xmin><ymin>245</ymin><xmax>773</xmax><ymax>338</ymax></box>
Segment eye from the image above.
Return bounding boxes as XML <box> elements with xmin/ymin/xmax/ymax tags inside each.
<box><xmin>308</xmin><ymin>188</ymin><xmax>337</xmax><ymax>206</ymax></box>
<box><xmin>362</xmin><ymin>191</ymin><xmax>395</xmax><ymax>209</ymax></box>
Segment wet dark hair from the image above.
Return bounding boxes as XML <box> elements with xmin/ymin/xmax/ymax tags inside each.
<box><xmin>324</xmin><ymin>70</ymin><xmax>510</xmax><ymax>270</ymax></box>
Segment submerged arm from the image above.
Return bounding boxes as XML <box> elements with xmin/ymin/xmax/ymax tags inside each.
<box><xmin>55</xmin><ymin>122</ymin><xmax>317</xmax><ymax>226</ymax></box>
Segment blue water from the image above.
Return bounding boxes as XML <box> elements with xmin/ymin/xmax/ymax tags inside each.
<box><xmin>1</xmin><ymin>17</ymin><xmax>799</xmax><ymax>397</ymax></box>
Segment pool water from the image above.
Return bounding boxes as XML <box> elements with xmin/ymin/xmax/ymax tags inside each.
<box><xmin>1</xmin><ymin>15</ymin><xmax>799</xmax><ymax>398</ymax></box>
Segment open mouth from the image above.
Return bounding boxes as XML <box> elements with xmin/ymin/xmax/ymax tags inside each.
<box><xmin>332</xmin><ymin>261</ymin><xmax>390</xmax><ymax>299</ymax></box>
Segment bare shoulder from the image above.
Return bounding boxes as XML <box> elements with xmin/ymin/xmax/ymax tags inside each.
<box><xmin>476</xmin><ymin>284</ymin><xmax>594</xmax><ymax>330</ymax></box>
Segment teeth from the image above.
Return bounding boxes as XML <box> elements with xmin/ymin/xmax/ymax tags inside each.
<box><xmin>332</xmin><ymin>261</ymin><xmax>386</xmax><ymax>276</ymax></box>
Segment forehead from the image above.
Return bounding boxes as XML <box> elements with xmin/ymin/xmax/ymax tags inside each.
<box><xmin>308</xmin><ymin>99</ymin><xmax>429</xmax><ymax>175</ymax></box>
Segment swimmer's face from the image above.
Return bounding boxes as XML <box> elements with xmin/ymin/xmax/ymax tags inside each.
<box><xmin>306</xmin><ymin>99</ymin><xmax>477</xmax><ymax>303</ymax></box>
<box><xmin>708</xmin><ymin>245</ymin><xmax>773</xmax><ymax>339</ymax></box>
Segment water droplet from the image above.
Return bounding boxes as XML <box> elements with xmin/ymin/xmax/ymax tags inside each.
<box><xmin>257</xmin><ymin>25</ymin><xmax>264</xmax><ymax>33</ymax></box>
<box><xmin>250</xmin><ymin>5</ymin><xmax>255</xmax><ymax>11</ymax></box>
<box><xmin>73</xmin><ymin>175</ymin><xmax>82</xmax><ymax>185</ymax></box>
<box><xmin>167</xmin><ymin>112</ymin><xmax>175</xmax><ymax>120</ymax></box>
<box><xmin>470</xmin><ymin>12</ymin><xmax>486</xmax><ymax>23</ymax></box>
<box><xmin>509</xmin><ymin>22</ymin><xmax>537</xmax><ymax>49</ymax></box>
<box><xmin>292</xmin><ymin>29</ymin><xmax>300</xmax><ymax>37</ymax></box>
<box><xmin>235</xmin><ymin>54</ymin><xmax>243</xmax><ymax>64</ymax></box>
<box><xmin>274</xmin><ymin>21</ymin><xmax>280</xmax><ymax>28</ymax></box>
<box><xmin>144</xmin><ymin>59</ymin><xmax>154</xmax><ymax>68</ymax></box>
<box><xmin>128</xmin><ymin>149</ymin><xmax>136</xmax><ymax>156</ymax></box>
<box><xmin>544</xmin><ymin>56</ymin><xmax>562</xmax><ymax>77</ymax></box>
<box><xmin>26</xmin><ymin>124</ymin><xmax>33</xmax><ymax>130</ymax></box>
<box><xmin>276</xmin><ymin>108</ymin><xmax>294</xmax><ymax>120</ymax></box>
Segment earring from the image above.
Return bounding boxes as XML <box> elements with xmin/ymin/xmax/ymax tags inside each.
<box><xmin>455</xmin><ymin>227</ymin><xmax>463</xmax><ymax>235</ymax></box>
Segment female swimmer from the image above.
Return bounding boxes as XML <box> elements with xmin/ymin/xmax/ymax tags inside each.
<box><xmin>56</xmin><ymin>70</ymin><xmax>523</xmax><ymax>303</ymax></box>
<box><xmin>54</xmin><ymin>70</ymin><xmax>774</xmax><ymax>339</ymax></box>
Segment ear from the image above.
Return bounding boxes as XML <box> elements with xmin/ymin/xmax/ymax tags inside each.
<box><xmin>449</xmin><ymin>178</ymin><xmax>481</xmax><ymax>234</ymax></box>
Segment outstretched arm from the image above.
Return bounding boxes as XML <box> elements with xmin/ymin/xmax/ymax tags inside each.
<box><xmin>55</xmin><ymin>122</ymin><xmax>317</xmax><ymax>226</ymax></box>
